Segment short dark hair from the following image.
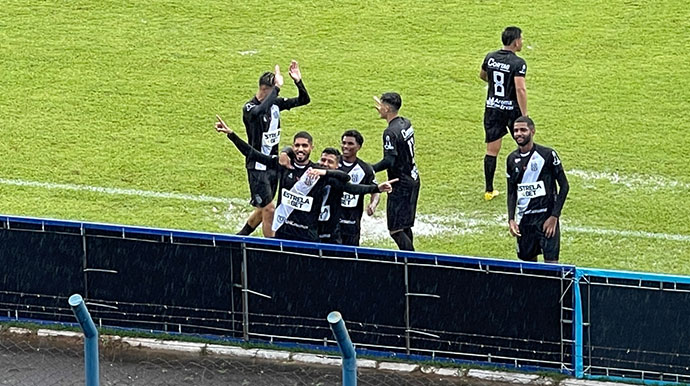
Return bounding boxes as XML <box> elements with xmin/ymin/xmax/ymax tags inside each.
<box><xmin>294</xmin><ymin>131</ymin><xmax>313</xmax><ymax>143</ymax></box>
<box><xmin>259</xmin><ymin>71</ymin><xmax>275</xmax><ymax>87</ymax></box>
<box><xmin>341</xmin><ymin>129</ymin><xmax>364</xmax><ymax>146</ymax></box>
<box><xmin>514</xmin><ymin>115</ymin><xmax>534</xmax><ymax>129</ymax></box>
<box><xmin>321</xmin><ymin>147</ymin><xmax>341</xmax><ymax>157</ymax></box>
<box><xmin>380</xmin><ymin>92</ymin><xmax>402</xmax><ymax>112</ymax></box>
<box><xmin>502</xmin><ymin>26</ymin><xmax>522</xmax><ymax>46</ymax></box>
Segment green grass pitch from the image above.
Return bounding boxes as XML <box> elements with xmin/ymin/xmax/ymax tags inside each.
<box><xmin>1</xmin><ymin>0</ymin><xmax>689</xmax><ymax>273</ymax></box>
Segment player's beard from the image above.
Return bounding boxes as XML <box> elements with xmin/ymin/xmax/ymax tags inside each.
<box><xmin>515</xmin><ymin>133</ymin><xmax>531</xmax><ymax>146</ymax></box>
<box><xmin>296</xmin><ymin>150</ymin><xmax>310</xmax><ymax>163</ymax></box>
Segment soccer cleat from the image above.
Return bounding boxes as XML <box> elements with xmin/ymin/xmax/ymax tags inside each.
<box><xmin>483</xmin><ymin>190</ymin><xmax>500</xmax><ymax>201</ymax></box>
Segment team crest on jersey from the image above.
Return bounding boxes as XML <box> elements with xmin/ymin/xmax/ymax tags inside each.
<box><xmin>304</xmin><ymin>174</ymin><xmax>315</xmax><ymax>186</ymax></box>
<box><xmin>384</xmin><ymin>135</ymin><xmax>394</xmax><ymax>150</ymax></box>
<box><xmin>531</xmin><ymin>162</ymin><xmax>538</xmax><ymax>172</ymax></box>
<box><xmin>552</xmin><ymin>151</ymin><xmax>561</xmax><ymax>166</ymax></box>
<box><xmin>351</xmin><ymin>174</ymin><xmax>360</xmax><ymax>183</ymax></box>
<box><xmin>276</xmin><ymin>215</ymin><xmax>286</xmax><ymax>224</ymax></box>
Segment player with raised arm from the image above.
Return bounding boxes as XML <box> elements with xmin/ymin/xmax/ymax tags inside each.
<box><xmin>237</xmin><ymin>61</ymin><xmax>311</xmax><ymax>237</ymax></box>
<box><xmin>215</xmin><ymin>116</ymin><xmax>394</xmax><ymax>243</ymax></box>
<box><xmin>480</xmin><ymin>26</ymin><xmax>527</xmax><ymax>201</ymax></box>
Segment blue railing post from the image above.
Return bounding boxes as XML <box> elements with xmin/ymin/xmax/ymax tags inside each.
<box><xmin>328</xmin><ymin>311</ymin><xmax>357</xmax><ymax>386</ymax></box>
<box><xmin>69</xmin><ymin>294</ymin><xmax>100</xmax><ymax>386</ymax></box>
<box><xmin>573</xmin><ymin>271</ymin><xmax>584</xmax><ymax>378</ymax></box>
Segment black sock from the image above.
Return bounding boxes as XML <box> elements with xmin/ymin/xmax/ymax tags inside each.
<box><xmin>403</xmin><ymin>228</ymin><xmax>414</xmax><ymax>246</ymax></box>
<box><xmin>484</xmin><ymin>154</ymin><xmax>497</xmax><ymax>192</ymax></box>
<box><xmin>237</xmin><ymin>222</ymin><xmax>258</xmax><ymax>236</ymax></box>
<box><xmin>391</xmin><ymin>231</ymin><xmax>414</xmax><ymax>251</ymax></box>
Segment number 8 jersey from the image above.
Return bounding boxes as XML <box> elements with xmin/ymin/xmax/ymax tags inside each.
<box><xmin>482</xmin><ymin>49</ymin><xmax>527</xmax><ymax>112</ymax></box>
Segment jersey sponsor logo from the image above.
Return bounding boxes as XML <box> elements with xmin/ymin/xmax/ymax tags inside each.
<box><xmin>262</xmin><ymin>129</ymin><xmax>281</xmax><ymax>147</ymax></box>
<box><xmin>281</xmin><ymin>189</ymin><xmax>313</xmax><ymax>212</ymax></box>
<box><xmin>402</xmin><ymin>126</ymin><xmax>414</xmax><ymax>141</ymax></box>
<box><xmin>384</xmin><ymin>135</ymin><xmax>394</xmax><ymax>150</ymax></box>
<box><xmin>319</xmin><ymin>205</ymin><xmax>330</xmax><ymax>221</ymax></box>
<box><xmin>341</xmin><ymin>192</ymin><xmax>359</xmax><ymax>208</ymax></box>
<box><xmin>303</xmin><ymin>173</ymin><xmax>317</xmax><ymax>186</ymax></box>
<box><xmin>552</xmin><ymin>151</ymin><xmax>561</xmax><ymax>166</ymax></box>
<box><xmin>519</xmin><ymin>64</ymin><xmax>526</xmax><ymax>75</ymax></box>
<box><xmin>487</xmin><ymin>57</ymin><xmax>511</xmax><ymax>71</ymax></box>
<box><xmin>486</xmin><ymin>97</ymin><xmax>515</xmax><ymax>110</ymax></box>
<box><xmin>517</xmin><ymin>181</ymin><xmax>546</xmax><ymax>199</ymax></box>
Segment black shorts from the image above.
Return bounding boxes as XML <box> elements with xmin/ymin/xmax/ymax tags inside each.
<box><xmin>247</xmin><ymin>169</ymin><xmax>279</xmax><ymax>208</ymax></box>
<box><xmin>340</xmin><ymin>232</ymin><xmax>360</xmax><ymax>247</ymax></box>
<box><xmin>387</xmin><ymin>180</ymin><xmax>420</xmax><ymax>231</ymax></box>
<box><xmin>516</xmin><ymin>218</ymin><xmax>560</xmax><ymax>262</ymax></box>
<box><xmin>483</xmin><ymin>108</ymin><xmax>522</xmax><ymax>143</ymax></box>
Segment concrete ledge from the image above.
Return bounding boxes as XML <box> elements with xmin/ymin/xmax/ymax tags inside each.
<box><xmin>356</xmin><ymin>358</ymin><xmax>378</xmax><ymax>369</ymax></box>
<box><xmin>255</xmin><ymin>349</ymin><xmax>291</xmax><ymax>361</ymax></box>
<box><xmin>120</xmin><ymin>337</ymin><xmax>204</xmax><ymax>353</ymax></box>
<box><xmin>13</xmin><ymin>328</ymin><xmax>640</xmax><ymax>386</ymax></box>
<box><xmin>378</xmin><ymin>362</ymin><xmax>419</xmax><ymax>372</ymax></box>
<box><xmin>206</xmin><ymin>344</ymin><xmax>258</xmax><ymax>358</ymax></box>
<box><xmin>420</xmin><ymin>366</ymin><xmax>464</xmax><ymax>377</ymax></box>
<box><xmin>292</xmin><ymin>353</ymin><xmax>341</xmax><ymax>366</ymax></box>
<box><xmin>467</xmin><ymin>369</ymin><xmax>540</xmax><ymax>384</ymax></box>
<box><xmin>37</xmin><ymin>329</ymin><xmax>81</xmax><ymax>338</ymax></box>
<box><xmin>560</xmin><ymin>380</ymin><xmax>631</xmax><ymax>386</ymax></box>
<box><xmin>8</xmin><ymin>327</ymin><xmax>31</xmax><ymax>335</ymax></box>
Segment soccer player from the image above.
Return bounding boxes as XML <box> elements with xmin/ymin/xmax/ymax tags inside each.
<box><xmin>316</xmin><ymin>144</ymin><xmax>383</xmax><ymax>245</ymax></box>
<box><xmin>215</xmin><ymin>116</ymin><xmax>393</xmax><ymax>243</ymax></box>
<box><xmin>506</xmin><ymin>116</ymin><xmax>569</xmax><ymax>263</ymax></box>
<box><xmin>338</xmin><ymin>130</ymin><xmax>379</xmax><ymax>246</ymax></box>
<box><xmin>480</xmin><ymin>26</ymin><xmax>528</xmax><ymax>201</ymax></box>
<box><xmin>372</xmin><ymin>92</ymin><xmax>420</xmax><ymax>251</ymax></box>
<box><xmin>237</xmin><ymin>61</ymin><xmax>311</xmax><ymax>237</ymax></box>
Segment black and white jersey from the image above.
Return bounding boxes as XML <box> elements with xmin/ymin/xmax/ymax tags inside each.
<box><xmin>242</xmin><ymin>80</ymin><xmax>310</xmax><ymax>170</ymax></box>
<box><xmin>482</xmin><ymin>50</ymin><xmax>527</xmax><ymax>113</ymax></box>
<box><xmin>338</xmin><ymin>159</ymin><xmax>376</xmax><ymax>232</ymax></box>
<box><xmin>506</xmin><ymin>143</ymin><xmax>569</xmax><ymax>225</ymax></box>
<box><xmin>382</xmin><ymin>116</ymin><xmax>419</xmax><ymax>183</ymax></box>
<box><xmin>226</xmin><ymin>132</ymin><xmax>348</xmax><ymax>242</ymax></box>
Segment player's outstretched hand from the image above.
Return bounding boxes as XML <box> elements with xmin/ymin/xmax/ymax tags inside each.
<box><xmin>274</xmin><ymin>64</ymin><xmax>284</xmax><ymax>88</ymax></box>
<box><xmin>215</xmin><ymin>115</ymin><xmax>233</xmax><ymax>135</ymax></box>
<box><xmin>543</xmin><ymin>216</ymin><xmax>558</xmax><ymax>238</ymax></box>
<box><xmin>288</xmin><ymin>60</ymin><xmax>301</xmax><ymax>82</ymax></box>
<box><xmin>279</xmin><ymin>152</ymin><xmax>294</xmax><ymax>169</ymax></box>
<box><xmin>306</xmin><ymin>167</ymin><xmax>326</xmax><ymax>178</ymax></box>
<box><xmin>373</xmin><ymin>96</ymin><xmax>382</xmax><ymax>113</ymax></box>
<box><xmin>366</xmin><ymin>201</ymin><xmax>378</xmax><ymax>216</ymax></box>
<box><xmin>508</xmin><ymin>219</ymin><xmax>521</xmax><ymax>237</ymax></box>
<box><xmin>378</xmin><ymin>178</ymin><xmax>398</xmax><ymax>193</ymax></box>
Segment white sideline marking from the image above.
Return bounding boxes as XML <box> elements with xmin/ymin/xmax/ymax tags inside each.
<box><xmin>568</xmin><ymin>169</ymin><xmax>690</xmax><ymax>191</ymax></box>
<box><xmin>0</xmin><ymin>177</ymin><xmax>688</xmax><ymax>243</ymax></box>
<box><xmin>0</xmin><ymin>178</ymin><xmax>245</xmax><ymax>205</ymax></box>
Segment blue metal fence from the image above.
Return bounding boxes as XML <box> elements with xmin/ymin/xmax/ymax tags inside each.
<box><xmin>0</xmin><ymin>214</ymin><xmax>687</xmax><ymax>384</ymax></box>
